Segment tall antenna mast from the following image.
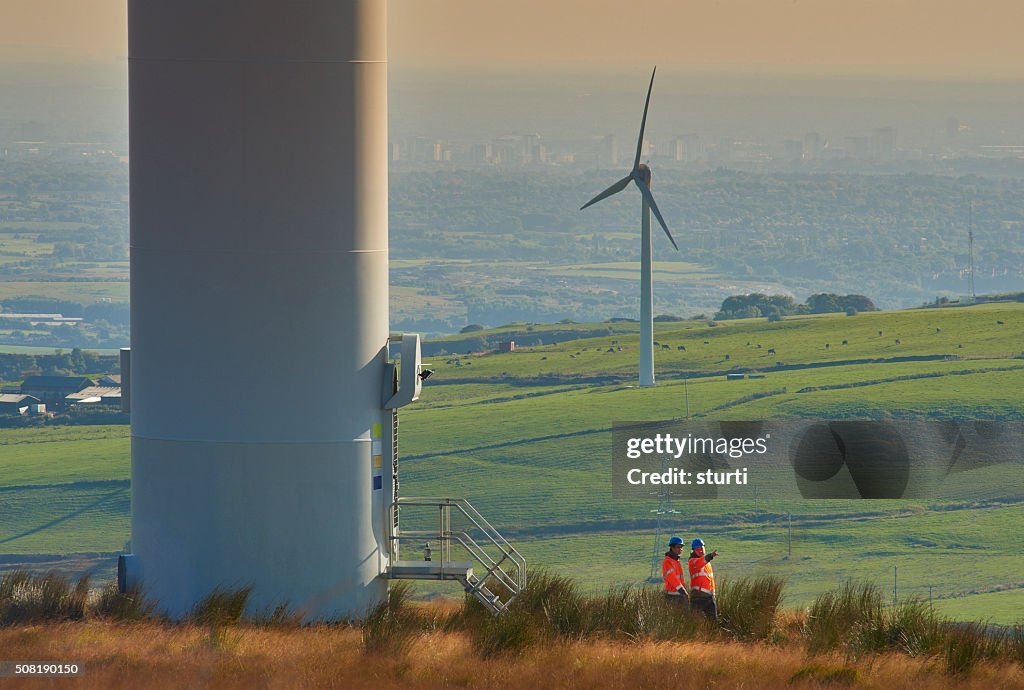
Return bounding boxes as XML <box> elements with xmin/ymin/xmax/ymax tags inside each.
<box><xmin>968</xmin><ymin>199</ymin><xmax>976</xmax><ymax>301</ymax></box>
<box><xmin>649</xmin><ymin>454</ymin><xmax>679</xmax><ymax>581</ymax></box>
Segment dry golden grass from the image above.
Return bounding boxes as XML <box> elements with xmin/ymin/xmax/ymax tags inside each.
<box><xmin>1</xmin><ymin>622</ymin><xmax>1022</xmax><ymax>690</ymax></box>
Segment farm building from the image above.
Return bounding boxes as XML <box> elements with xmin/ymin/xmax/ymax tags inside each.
<box><xmin>498</xmin><ymin>341</ymin><xmax>516</xmax><ymax>353</ymax></box>
<box><xmin>65</xmin><ymin>386</ymin><xmax>122</xmax><ymax>406</ymax></box>
<box><xmin>20</xmin><ymin>376</ymin><xmax>96</xmax><ymax>407</ymax></box>
<box><xmin>0</xmin><ymin>394</ymin><xmax>42</xmax><ymax>416</ymax></box>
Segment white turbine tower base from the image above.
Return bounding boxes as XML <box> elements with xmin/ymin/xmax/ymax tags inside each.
<box><xmin>581</xmin><ymin>68</ymin><xmax>678</xmax><ymax>388</ymax></box>
<box><xmin>127</xmin><ymin>0</ymin><xmax>391</xmax><ymax>620</ymax></box>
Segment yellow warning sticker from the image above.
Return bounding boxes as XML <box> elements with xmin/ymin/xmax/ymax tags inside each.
<box><xmin>373</xmin><ymin>455</ymin><xmax>383</xmax><ymax>469</ymax></box>
<box><xmin>372</xmin><ymin>423</ymin><xmax>382</xmax><ymax>438</ymax></box>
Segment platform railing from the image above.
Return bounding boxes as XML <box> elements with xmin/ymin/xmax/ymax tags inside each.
<box><xmin>388</xmin><ymin>497</ymin><xmax>525</xmax><ymax>614</ymax></box>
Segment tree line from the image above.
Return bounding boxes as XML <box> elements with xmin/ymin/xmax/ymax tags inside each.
<box><xmin>715</xmin><ymin>293</ymin><xmax>877</xmax><ymax>321</ymax></box>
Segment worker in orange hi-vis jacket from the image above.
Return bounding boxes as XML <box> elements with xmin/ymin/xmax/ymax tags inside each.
<box><xmin>688</xmin><ymin>538</ymin><xmax>719</xmax><ymax>621</ymax></box>
<box><xmin>662</xmin><ymin>536</ymin><xmax>689</xmax><ymax>606</ymax></box>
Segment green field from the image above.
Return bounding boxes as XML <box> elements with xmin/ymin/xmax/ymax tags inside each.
<box><xmin>1</xmin><ymin>304</ymin><xmax>1023</xmax><ymax>620</ymax></box>
<box><xmin>0</xmin><ymin>280</ymin><xmax>129</xmax><ymax>304</ymax></box>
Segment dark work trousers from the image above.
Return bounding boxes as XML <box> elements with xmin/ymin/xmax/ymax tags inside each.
<box><xmin>690</xmin><ymin>592</ymin><xmax>718</xmax><ymax>621</ymax></box>
<box><xmin>664</xmin><ymin>592</ymin><xmax>689</xmax><ymax>609</ymax></box>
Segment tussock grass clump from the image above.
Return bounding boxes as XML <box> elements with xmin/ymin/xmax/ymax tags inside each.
<box><xmin>1012</xmin><ymin>624</ymin><xmax>1024</xmax><ymax>666</ymax></box>
<box><xmin>581</xmin><ymin>585</ymin><xmax>707</xmax><ymax>642</ymax></box>
<box><xmin>943</xmin><ymin>622</ymin><xmax>1006</xmax><ymax>676</ymax></box>
<box><xmin>471</xmin><ymin>607</ymin><xmax>540</xmax><ymax>658</ymax></box>
<box><xmin>249</xmin><ymin>601</ymin><xmax>303</xmax><ymax>628</ymax></box>
<box><xmin>0</xmin><ymin>570</ymin><xmax>90</xmax><ymax>625</ymax></box>
<box><xmin>874</xmin><ymin>599</ymin><xmax>944</xmax><ymax>657</ymax></box>
<box><xmin>803</xmin><ymin>581</ymin><xmax>884</xmax><ymax>655</ymax></box>
<box><xmin>456</xmin><ymin>570</ymin><xmax>562</xmax><ymax>657</ymax></box>
<box><xmin>455</xmin><ymin>569</ymin><xmax>712</xmax><ymax>656</ymax></box>
<box><xmin>191</xmin><ymin>586</ymin><xmax>252</xmax><ymax>626</ymax></box>
<box><xmin>717</xmin><ymin>575</ymin><xmax>785</xmax><ymax>641</ymax></box>
<box><xmin>514</xmin><ymin>568</ymin><xmax>585</xmax><ymax>638</ymax></box>
<box><xmin>361</xmin><ymin>582</ymin><xmax>421</xmax><ymax>657</ymax></box>
<box><xmin>92</xmin><ymin>582</ymin><xmax>156</xmax><ymax>621</ymax></box>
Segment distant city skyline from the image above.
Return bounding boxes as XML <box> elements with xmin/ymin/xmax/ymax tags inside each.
<box><xmin>3</xmin><ymin>0</ymin><xmax>1024</xmax><ymax>78</ymax></box>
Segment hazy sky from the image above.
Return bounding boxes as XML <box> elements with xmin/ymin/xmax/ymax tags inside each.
<box><xmin>2</xmin><ymin>0</ymin><xmax>1023</xmax><ymax>77</ymax></box>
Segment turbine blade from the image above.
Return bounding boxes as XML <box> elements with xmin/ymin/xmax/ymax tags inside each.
<box><xmin>580</xmin><ymin>175</ymin><xmax>632</xmax><ymax>210</ymax></box>
<box><xmin>639</xmin><ymin>183</ymin><xmax>678</xmax><ymax>251</ymax></box>
<box><xmin>633</xmin><ymin>67</ymin><xmax>657</xmax><ymax>170</ymax></box>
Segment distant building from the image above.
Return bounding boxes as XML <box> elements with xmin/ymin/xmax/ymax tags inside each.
<box><xmin>470</xmin><ymin>142</ymin><xmax>493</xmax><ymax>164</ymax></box>
<box><xmin>66</xmin><ymin>386</ymin><xmax>122</xmax><ymax>406</ymax></box>
<box><xmin>99</xmin><ymin>374</ymin><xmax>122</xmax><ymax>387</ymax></box>
<box><xmin>783</xmin><ymin>139</ymin><xmax>804</xmax><ymax>161</ymax></box>
<box><xmin>20</xmin><ymin>376</ymin><xmax>95</xmax><ymax>407</ymax></box>
<box><xmin>803</xmin><ymin>131</ymin><xmax>823</xmax><ymax>160</ymax></box>
<box><xmin>676</xmin><ymin>134</ymin><xmax>704</xmax><ymax>163</ymax></box>
<box><xmin>0</xmin><ymin>394</ymin><xmax>42</xmax><ymax>415</ymax></box>
<box><xmin>498</xmin><ymin>341</ymin><xmax>516</xmax><ymax>353</ymax></box>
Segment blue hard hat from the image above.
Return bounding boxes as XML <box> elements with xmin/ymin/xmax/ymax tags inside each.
<box><xmin>691</xmin><ymin>538</ymin><xmax>705</xmax><ymax>549</ymax></box>
<box><xmin>668</xmin><ymin>536</ymin><xmax>684</xmax><ymax>547</ymax></box>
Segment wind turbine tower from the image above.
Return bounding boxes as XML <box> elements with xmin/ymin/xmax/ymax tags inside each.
<box><xmin>581</xmin><ymin>68</ymin><xmax>678</xmax><ymax>387</ymax></box>
<box><xmin>968</xmin><ymin>199</ymin><xmax>976</xmax><ymax>301</ymax></box>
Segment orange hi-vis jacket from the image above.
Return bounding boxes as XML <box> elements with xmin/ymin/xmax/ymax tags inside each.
<box><xmin>688</xmin><ymin>555</ymin><xmax>715</xmax><ymax>595</ymax></box>
<box><xmin>662</xmin><ymin>553</ymin><xmax>686</xmax><ymax>594</ymax></box>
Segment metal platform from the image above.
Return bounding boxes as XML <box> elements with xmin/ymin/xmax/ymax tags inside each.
<box><xmin>388</xmin><ymin>561</ymin><xmax>474</xmax><ymax>582</ymax></box>
<box><xmin>385</xmin><ymin>497</ymin><xmax>525</xmax><ymax>615</ymax></box>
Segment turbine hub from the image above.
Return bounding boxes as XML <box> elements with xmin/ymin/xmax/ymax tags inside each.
<box><xmin>636</xmin><ymin>164</ymin><xmax>652</xmax><ymax>186</ymax></box>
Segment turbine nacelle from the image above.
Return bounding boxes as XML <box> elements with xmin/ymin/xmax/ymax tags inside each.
<box><xmin>634</xmin><ymin>164</ymin><xmax>652</xmax><ymax>186</ymax></box>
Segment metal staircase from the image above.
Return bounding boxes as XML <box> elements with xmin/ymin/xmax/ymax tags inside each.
<box><xmin>386</xmin><ymin>497</ymin><xmax>525</xmax><ymax>615</ymax></box>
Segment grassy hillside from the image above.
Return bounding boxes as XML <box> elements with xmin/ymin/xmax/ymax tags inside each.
<box><xmin>1</xmin><ymin>304</ymin><xmax>1023</xmax><ymax>618</ymax></box>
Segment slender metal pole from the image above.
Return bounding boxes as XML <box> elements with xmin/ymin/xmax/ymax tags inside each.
<box><xmin>968</xmin><ymin>199</ymin><xmax>976</xmax><ymax>300</ymax></box>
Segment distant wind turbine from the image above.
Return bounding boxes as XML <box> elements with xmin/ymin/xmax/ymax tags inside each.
<box><xmin>580</xmin><ymin>67</ymin><xmax>678</xmax><ymax>387</ymax></box>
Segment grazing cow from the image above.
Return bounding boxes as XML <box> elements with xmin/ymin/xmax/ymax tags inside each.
<box><xmin>842</xmin><ymin>340</ymin><xmax>848</xmax><ymax>345</ymax></box>
<box><xmin>958</xmin><ymin>344</ymin><xmax>963</xmax><ymax>348</ymax></box>
<box><xmin>936</xmin><ymin>328</ymin><xmax>941</xmax><ymax>333</ymax></box>
<box><xmin>653</xmin><ymin>341</ymin><xmax>660</xmax><ymax>346</ymax></box>
<box><xmin>724</xmin><ymin>354</ymin><xmax>730</xmax><ymax>361</ymax></box>
<box><xmin>895</xmin><ymin>339</ymin><xmax>901</xmax><ymax>344</ymax></box>
<box><xmin>703</xmin><ymin>340</ymin><xmax>710</xmax><ymax>345</ymax></box>
<box><xmin>878</xmin><ymin>330</ymin><xmax>883</xmax><ymax>336</ymax></box>
<box><xmin>997</xmin><ymin>321</ymin><xmax>1005</xmax><ymax>325</ymax></box>
<box><xmin>825</xmin><ymin>343</ymin><xmax>830</xmax><ymax>350</ymax></box>
<box><xmin>677</xmin><ymin>345</ymin><xmax>686</xmax><ymax>351</ymax></box>
<box><xmin>757</xmin><ymin>344</ymin><xmax>763</xmax><ymax>349</ymax></box>
<box><xmin>662</xmin><ymin>344</ymin><xmax>670</xmax><ymax>350</ymax></box>
<box><xmin>768</xmin><ymin>347</ymin><xmax>776</xmax><ymax>355</ymax></box>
